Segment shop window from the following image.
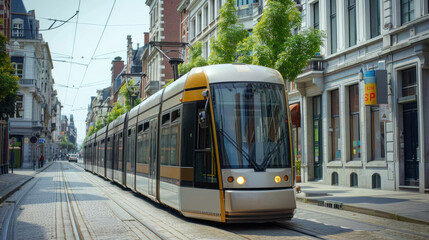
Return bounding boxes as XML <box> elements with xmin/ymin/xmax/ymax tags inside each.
<box><xmin>331</xmin><ymin>89</ymin><xmax>340</xmax><ymax>161</ymax></box>
<box><xmin>370</xmin><ymin>106</ymin><xmax>385</xmax><ymax>160</ymax></box>
<box><xmin>350</xmin><ymin>172</ymin><xmax>358</xmax><ymax>187</ymax></box>
<box><xmin>349</xmin><ymin>84</ymin><xmax>360</xmax><ymax>160</ymax></box>
<box><xmin>372</xmin><ymin>173</ymin><xmax>381</xmax><ymax>189</ymax></box>
<box><xmin>332</xmin><ymin>172</ymin><xmax>339</xmax><ymax>185</ymax></box>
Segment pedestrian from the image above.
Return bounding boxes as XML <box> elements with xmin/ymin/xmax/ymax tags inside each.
<box><xmin>39</xmin><ymin>154</ymin><xmax>44</xmax><ymax>168</ymax></box>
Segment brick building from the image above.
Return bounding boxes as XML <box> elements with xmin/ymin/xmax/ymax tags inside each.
<box><xmin>0</xmin><ymin>0</ymin><xmax>11</xmax><ymax>41</ymax></box>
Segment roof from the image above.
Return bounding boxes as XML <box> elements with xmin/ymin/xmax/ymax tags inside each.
<box><xmin>11</xmin><ymin>0</ymin><xmax>27</xmax><ymax>14</ymax></box>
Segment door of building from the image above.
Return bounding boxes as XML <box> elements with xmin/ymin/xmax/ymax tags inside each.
<box><xmin>403</xmin><ymin>102</ymin><xmax>419</xmax><ymax>186</ymax></box>
<box><xmin>313</xmin><ymin>96</ymin><xmax>323</xmax><ymax>180</ymax></box>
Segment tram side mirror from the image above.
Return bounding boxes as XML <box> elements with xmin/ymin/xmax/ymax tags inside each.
<box><xmin>198</xmin><ymin>111</ymin><xmax>208</xmax><ymax>128</ymax></box>
<box><xmin>198</xmin><ymin>89</ymin><xmax>209</xmax><ymax>128</ymax></box>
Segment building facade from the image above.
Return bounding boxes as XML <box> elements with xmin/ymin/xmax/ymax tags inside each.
<box><xmin>9</xmin><ymin>0</ymin><xmax>59</xmax><ymax>168</ymax></box>
<box><xmin>0</xmin><ymin>0</ymin><xmax>11</xmax><ymax>41</ymax></box>
<box><xmin>289</xmin><ymin>0</ymin><xmax>429</xmax><ymax>192</ymax></box>
<box><xmin>144</xmin><ymin>0</ymin><xmax>181</xmax><ymax>97</ymax></box>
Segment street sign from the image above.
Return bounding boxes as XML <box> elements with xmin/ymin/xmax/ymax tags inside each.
<box><xmin>38</xmin><ymin>138</ymin><xmax>46</xmax><ymax>144</ymax></box>
<box><xmin>24</xmin><ymin>137</ymin><xmax>29</xmax><ymax>144</ymax></box>
<box><xmin>30</xmin><ymin>136</ymin><xmax>38</xmax><ymax>144</ymax></box>
<box><xmin>380</xmin><ymin>104</ymin><xmax>391</xmax><ymax>122</ymax></box>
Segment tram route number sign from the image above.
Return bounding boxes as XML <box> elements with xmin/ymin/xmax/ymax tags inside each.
<box><xmin>379</xmin><ymin>104</ymin><xmax>391</xmax><ymax>122</ymax></box>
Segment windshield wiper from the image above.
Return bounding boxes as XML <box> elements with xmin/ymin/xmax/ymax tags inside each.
<box><xmin>217</xmin><ymin>128</ymin><xmax>263</xmax><ymax>171</ymax></box>
<box><xmin>260</xmin><ymin>132</ymin><xmax>287</xmax><ymax>170</ymax></box>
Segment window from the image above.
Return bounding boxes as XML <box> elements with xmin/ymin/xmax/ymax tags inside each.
<box><xmin>331</xmin><ymin>90</ymin><xmax>340</xmax><ymax>160</ymax></box>
<box><xmin>401</xmin><ymin>0</ymin><xmax>414</xmax><ymax>24</ymax></box>
<box><xmin>349</xmin><ymin>84</ymin><xmax>360</xmax><ymax>160</ymax></box>
<box><xmin>371</xmin><ymin>106</ymin><xmax>385</xmax><ymax>160</ymax></box>
<box><xmin>191</xmin><ymin>18</ymin><xmax>196</xmax><ymax>39</ymax></box>
<box><xmin>11</xmin><ymin>56</ymin><xmax>23</xmax><ymax>78</ymax></box>
<box><xmin>197</xmin><ymin>12</ymin><xmax>202</xmax><ymax>34</ymax></box>
<box><xmin>369</xmin><ymin>0</ymin><xmax>380</xmax><ymax>38</ymax></box>
<box><xmin>204</xmin><ymin>5</ymin><xmax>209</xmax><ymax>28</ymax></box>
<box><xmin>348</xmin><ymin>0</ymin><xmax>357</xmax><ymax>47</ymax></box>
<box><xmin>332</xmin><ymin>172</ymin><xmax>339</xmax><ymax>185</ymax></box>
<box><xmin>350</xmin><ymin>172</ymin><xmax>358</xmax><ymax>187</ymax></box>
<box><xmin>313</xmin><ymin>2</ymin><xmax>319</xmax><ymax>30</ymax></box>
<box><xmin>211</xmin><ymin>0</ymin><xmax>216</xmax><ymax>21</ymax></box>
<box><xmin>12</xmin><ymin>19</ymin><xmax>24</xmax><ymax>37</ymax></box>
<box><xmin>330</xmin><ymin>0</ymin><xmax>337</xmax><ymax>54</ymax></box>
<box><xmin>372</xmin><ymin>173</ymin><xmax>381</xmax><ymax>189</ymax></box>
<box><xmin>15</xmin><ymin>95</ymin><xmax>23</xmax><ymax>118</ymax></box>
<box><xmin>218</xmin><ymin>0</ymin><xmax>222</xmax><ymax>16</ymax></box>
<box><xmin>401</xmin><ymin>68</ymin><xmax>416</xmax><ymax>97</ymax></box>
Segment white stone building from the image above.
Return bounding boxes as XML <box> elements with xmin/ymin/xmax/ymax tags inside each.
<box><xmin>288</xmin><ymin>0</ymin><xmax>429</xmax><ymax>192</ymax></box>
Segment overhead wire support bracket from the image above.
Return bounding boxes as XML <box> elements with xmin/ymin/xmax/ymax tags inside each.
<box><xmin>148</xmin><ymin>41</ymin><xmax>191</xmax><ymax>81</ymax></box>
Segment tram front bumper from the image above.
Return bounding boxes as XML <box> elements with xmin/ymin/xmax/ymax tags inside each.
<box><xmin>224</xmin><ymin>188</ymin><xmax>296</xmax><ymax>222</ymax></box>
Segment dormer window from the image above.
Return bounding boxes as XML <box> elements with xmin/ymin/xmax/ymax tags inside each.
<box><xmin>12</xmin><ymin>18</ymin><xmax>24</xmax><ymax>38</ymax></box>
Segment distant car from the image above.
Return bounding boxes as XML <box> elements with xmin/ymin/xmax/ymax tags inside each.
<box><xmin>68</xmin><ymin>154</ymin><xmax>78</xmax><ymax>162</ymax></box>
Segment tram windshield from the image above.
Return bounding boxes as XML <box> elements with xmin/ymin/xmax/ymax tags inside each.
<box><xmin>211</xmin><ymin>82</ymin><xmax>291</xmax><ymax>170</ymax></box>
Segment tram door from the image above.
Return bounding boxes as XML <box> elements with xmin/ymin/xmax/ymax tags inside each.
<box><xmin>148</xmin><ymin>119</ymin><xmax>158</xmax><ymax>198</ymax></box>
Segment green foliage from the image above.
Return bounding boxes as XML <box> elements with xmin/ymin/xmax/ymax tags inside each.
<box><xmin>106</xmin><ymin>102</ymin><xmax>125</xmax><ymax>125</ymax></box>
<box><xmin>238</xmin><ymin>0</ymin><xmax>325</xmax><ymax>82</ymax></box>
<box><xmin>295</xmin><ymin>159</ymin><xmax>301</xmax><ymax>175</ymax></box>
<box><xmin>0</xmin><ymin>34</ymin><xmax>19</xmax><ymax>118</ymax></box>
<box><xmin>95</xmin><ymin>119</ymin><xmax>104</xmax><ymax>131</ymax></box>
<box><xmin>119</xmin><ymin>78</ymin><xmax>141</xmax><ymax>112</ymax></box>
<box><xmin>178</xmin><ymin>41</ymin><xmax>209</xmax><ymax>75</ymax></box>
<box><xmin>86</xmin><ymin>126</ymin><xmax>96</xmax><ymax>138</ymax></box>
<box><xmin>208</xmin><ymin>0</ymin><xmax>248</xmax><ymax>64</ymax></box>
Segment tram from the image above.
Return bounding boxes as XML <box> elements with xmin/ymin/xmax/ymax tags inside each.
<box><xmin>83</xmin><ymin>64</ymin><xmax>296</xmax><ymax>223</ymax></box>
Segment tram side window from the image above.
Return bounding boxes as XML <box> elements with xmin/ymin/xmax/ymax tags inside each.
<box><xmin>137</xmin><ymin>124</ymin><xmax>144</xmax><ymax>164</ymax></box>
<box><xmin>195</xmin><ymin>102</ymin><xmax>218</xmax><ymax>188</ymax></box>
<box><xmin>160</xmin><ymin>110</ymin><xmax>181</xmax><ymax>166</ymax></box>
<box><xmin>181</xmin><ymin>102</ymin><xmax>197</xmax><ymax>167</ymax></box>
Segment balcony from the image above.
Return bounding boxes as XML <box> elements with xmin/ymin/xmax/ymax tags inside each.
<box><xmin>302</xmin><ymin>58</ymin><xmax>324</xmax><ymax>74</ymax></box>
<box><xmin>144</xmin><ymin>80</ymin><xmax>160</xmax><ymax>96</ymax></box>
<box><xmin>19</xmin><ymin>78</ymin><xmax>36</xmax><ymax>87</ymax></box>
<box><xmin>237</xmin><ymin>5</ymin><xmax>253</xmax><ymax>19</ymax></box>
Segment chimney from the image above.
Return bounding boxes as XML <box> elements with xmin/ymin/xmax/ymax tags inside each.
<box><xmin>144</xmin><ymin>32</ymin><xmax>149</xmax><ymax>45</ymax></box>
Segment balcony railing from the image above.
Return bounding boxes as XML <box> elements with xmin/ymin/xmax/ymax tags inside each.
<box><xmin>302</xmin><ymin>58</ymin><xmax>324</xmax><ymax>74</ymax></box>
<box><xmin>237</xmin><ymin>6</ymin><xmax>253</xmax><ymax>19</ymax></box>
<box><xmin>19</xmin><ymin>79</ymin><xmax>36</xmax><ymax>86</ymax></box>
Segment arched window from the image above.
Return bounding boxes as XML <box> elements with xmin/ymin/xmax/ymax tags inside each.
<box><xmin>350</xmin><ymin>172</ymin><xmax>358</xmax><ymax>187</ymax></box>
<box><xmin>372</xmin><ymin>173</ymin><xmax>381</xmax><ymax>189</ymax></box>
<box><xmin>331</xmin><ymin>172</ymin><xmax>339</xmax><ymax>185</ymax></box>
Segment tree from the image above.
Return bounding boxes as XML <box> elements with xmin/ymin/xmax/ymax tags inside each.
<box><xmin>208</xmin><ymin>0</ymin><xmax>248</xmax><ymax>64</ymax></box>
<box><xmin>238</xmin><ymin>0</ymin><xmax>324</xmax><ymax>82</ymax></box>
<box><xmin>95</xmin><ymin>119</ymin><xmax>104</xmax><ymax>132</ymax></box>
<box><xmin>0</xmin><ymin>33</ymin><xmax>19</xmax><ymax>119</ymax></box>
<box><xmin>178</xmin><ymin>41</ymin><xmax>208</xmax><ymax>75</ymax></box>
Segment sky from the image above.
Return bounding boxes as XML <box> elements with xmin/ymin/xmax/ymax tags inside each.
<box><xmin>22</xmin><ymin>0</ymin><xmax>150</xmax><ymax>146</ymax></box>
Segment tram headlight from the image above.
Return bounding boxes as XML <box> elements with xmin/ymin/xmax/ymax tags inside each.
<box><xmin>236</xmin><ymin>176</ymin><xmax>246</xmax><ymax>185</ymax></box>
<box><xmin>274</xmin><ymin>176</ymin><xmax>281</xmax><ymax>183</ymax></box>
<box><xmin>227</xmin><ymin>176</ymin><xmax>234</xmax><ymax>183</ymax></box>
<box><xmin>284</xmin><ymin>175</ymin><xmax>289</xmax><ymax>182</ymax></box>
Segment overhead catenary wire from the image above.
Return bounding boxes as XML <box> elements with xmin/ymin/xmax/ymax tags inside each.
<box><xmin>64</xmin><ymin>0</ymin><xmax>81</xmax><ymax>105</ymax></box>
<box><xmin>71</xmin><ymin>0</ymin><xmax>117</xmax><ymax>109</ymax></box>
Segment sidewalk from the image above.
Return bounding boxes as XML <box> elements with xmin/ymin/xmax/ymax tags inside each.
<box><xmin>0</xmin><ymin>161</ymin><xmax>54</xmax><ymax>203</ymax></box>
<box><xmin>296</xmin><ymin>182</ymin><xmax>429</xmax><ymax>225</ymax></box>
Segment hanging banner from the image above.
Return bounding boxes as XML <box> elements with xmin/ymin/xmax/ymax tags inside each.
<box><xmin>364</xmin><ymin>70</ymin><xmax>377</xmax><ymax>105</ymax></box>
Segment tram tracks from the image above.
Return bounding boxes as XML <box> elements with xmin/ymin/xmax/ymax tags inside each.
<box><xmin>73</xmin><ymin>164</ymin><xmax>170</xmax><ymax>240</ymax></box>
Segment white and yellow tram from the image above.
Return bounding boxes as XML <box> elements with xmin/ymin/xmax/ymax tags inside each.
<box><xmin>83</xmin><ymin>64</ymin><xmax>296</xmax><ymax>223</ymax></box>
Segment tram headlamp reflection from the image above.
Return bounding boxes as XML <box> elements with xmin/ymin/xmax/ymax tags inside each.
<box><xmin>275</xmin><ymin>176</ymin><xmax>281</xmax><ymax>183</ymax></box>
<box><xmin>237</xmin><ymin>176</ymin><xmax>246</xmax><ymax>185</ymax></box>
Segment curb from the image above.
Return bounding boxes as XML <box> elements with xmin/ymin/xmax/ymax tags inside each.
<box><xmin>0</xmin><ymin>176</ymin><xmax>33</xmax><ymax>204</ymax></box>
<box><xmin>296</xmin><ymin>196</ymin><xmax>429</xmax><ymax>226</ymax></box>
